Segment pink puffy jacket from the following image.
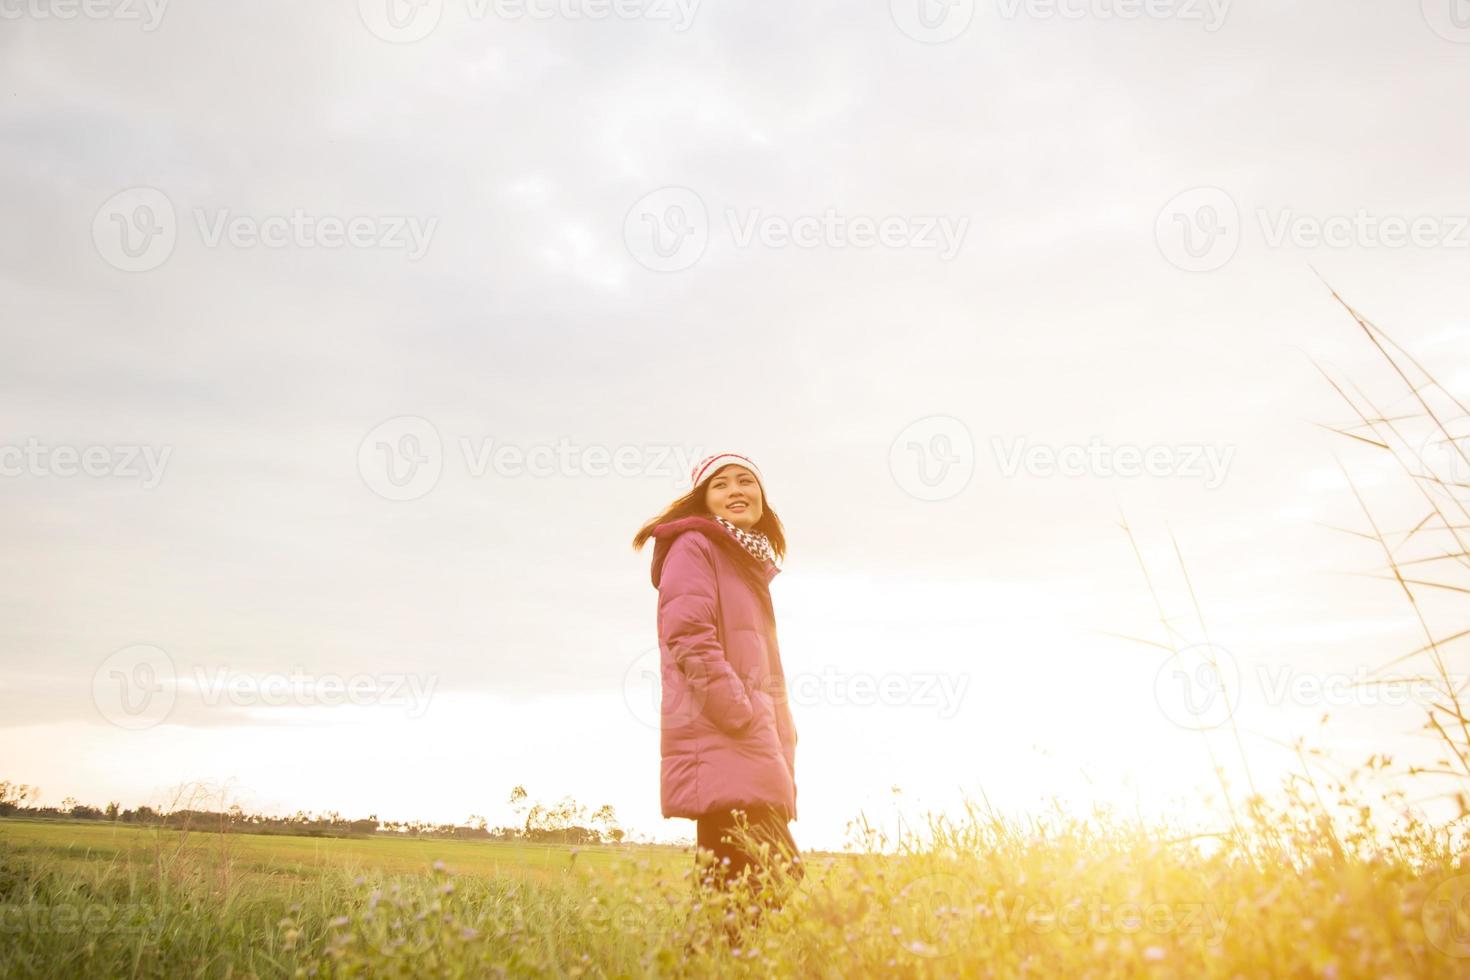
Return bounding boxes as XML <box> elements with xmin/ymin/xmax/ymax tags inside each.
<box><xmin>650</xmin><ymin>516</ymin><xmax>798</xmax><ymax>821</ymax></box>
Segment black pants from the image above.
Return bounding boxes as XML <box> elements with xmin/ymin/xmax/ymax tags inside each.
<box><xmin>694</xmin><ymin>804</ymin><xmax>804</xmax><ymax>891</ymax></box>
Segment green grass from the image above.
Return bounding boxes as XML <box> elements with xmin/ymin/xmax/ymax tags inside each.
<box><xmin>0</xmin><ymin>818</ymin><xmax>677</xmax><ymax>880</ymax></box>
<box><xmin>4</xmin><ymin>790</ymin><xmax>1470</xmax><ymax>979</ymax></box>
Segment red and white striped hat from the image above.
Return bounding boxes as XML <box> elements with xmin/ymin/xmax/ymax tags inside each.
<box><xmin>690</xmin><ymin>452</ymin><xmax>766</xmax><ymax>492</ymax></box>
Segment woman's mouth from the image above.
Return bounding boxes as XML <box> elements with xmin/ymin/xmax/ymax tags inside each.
<box><xmin>728</xmin><ymin>502</ymin><xmax>747</xmax><ymax>512</ymax></box>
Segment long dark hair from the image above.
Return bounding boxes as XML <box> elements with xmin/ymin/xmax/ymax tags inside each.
<box><xmin>632</xmin><ymin>473</ymin><xmax>787</xmax><ymax>560</ymax></box>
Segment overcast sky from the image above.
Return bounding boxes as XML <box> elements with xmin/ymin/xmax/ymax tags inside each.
<box><xmin>3</xmin><ymin>0</ymin><xmax>1470</xmax><ymax>849</ymax></box>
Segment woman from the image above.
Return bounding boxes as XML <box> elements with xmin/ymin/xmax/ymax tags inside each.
<box><xmin>632</xmin><ymin>452</ymin><xmax>803</xmax><ymax>896</ymax></box>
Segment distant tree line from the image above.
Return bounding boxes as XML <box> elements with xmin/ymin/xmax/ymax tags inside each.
<box><xmin>0</xmin><ymin>779</ymin><xmax>625</xmax><ymax>844</ymax></box>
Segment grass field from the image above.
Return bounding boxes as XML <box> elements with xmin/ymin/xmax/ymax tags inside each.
<box><xmin>4</xmin><ymin>789</ymin><xmax>1470</xmax><ymax>979</ymax></box>
<box><xmin>0</xmin><ymin>818</ymin><xmax>680</xmax><ymax>880</ymax></box>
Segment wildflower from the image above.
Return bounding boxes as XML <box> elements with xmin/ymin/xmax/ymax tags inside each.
<box><xmin>1143</xmin><ymin>946</ymin><xmax>1166</xmax><ymax>962</ymax></box>
<box><xmin>329</xmin><ymin>916</ymin><xmax>350</xmax><ymax>928</ymax></box>
<box><xmin>460</xmin><ymin>927</ymin><xmax>479</xmax><ymax>941</ymax></box>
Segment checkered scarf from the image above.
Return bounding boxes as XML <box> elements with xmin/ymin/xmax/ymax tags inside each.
<box><xmin>713</xmin><ymin>514</ymin><xmax>779</xmax><ymax>567</ymax></box>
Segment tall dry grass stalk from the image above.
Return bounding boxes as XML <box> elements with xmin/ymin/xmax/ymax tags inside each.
<box><xmin>1313</xmin><ymin>281</ymin><xmax>1470</xmax><ymax>818</ymax></box>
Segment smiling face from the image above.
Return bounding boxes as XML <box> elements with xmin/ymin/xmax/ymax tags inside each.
<box><xmin>703</xmin><ymin>465</ymin><xmax>764</xmax><ymax>530</ymax></box>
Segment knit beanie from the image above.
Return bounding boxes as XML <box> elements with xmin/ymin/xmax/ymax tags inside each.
<box><xmin>689</xmin><ymin>452</ymin><xmax>766</xmax><ymax>493</ymax></box>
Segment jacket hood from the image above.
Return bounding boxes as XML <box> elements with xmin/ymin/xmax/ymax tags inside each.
<box><xmin>650</xmin><ymin>515</ymin><xmax>781</xmax><ymax>590</ymax></box>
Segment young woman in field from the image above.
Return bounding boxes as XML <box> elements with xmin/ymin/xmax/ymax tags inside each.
<box><xmin>633</xmin><ymin>452</ymin><xmax>803</xmax><ymax>898</ymax></box>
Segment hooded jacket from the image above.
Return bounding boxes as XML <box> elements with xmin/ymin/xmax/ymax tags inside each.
<box><xmin>650</xmin><ymin>516</ymin><xmax>798</xmax><ymax>821</ymax></box>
